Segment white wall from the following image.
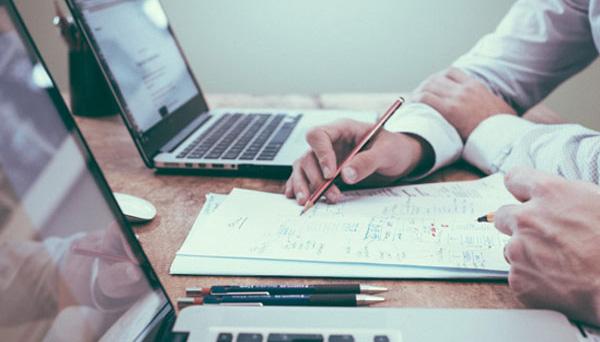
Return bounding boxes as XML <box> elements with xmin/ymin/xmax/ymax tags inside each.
<box><xmin>16</xmin><ymin>0</ymin><xmax>600</xmax><ymax>128</ymax></box>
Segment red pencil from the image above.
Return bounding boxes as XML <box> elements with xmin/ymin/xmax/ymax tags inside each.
<box><xmin>300</xmin><ymin>97</ymin><xmax>405</xmax><ymax>215</ymax></box>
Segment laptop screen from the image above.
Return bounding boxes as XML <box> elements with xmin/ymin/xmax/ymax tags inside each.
<box><xmin>0</xmin><ymin>2</ymin><xmax>172</xmax><ymax>341</ymax></box>
<box><xmin>74</xmin><ymin>0</ymin><xmax>198</xmax><ymax>133</ymax></box>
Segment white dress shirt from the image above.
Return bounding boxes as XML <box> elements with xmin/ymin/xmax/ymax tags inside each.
<box><xmin>385</xmin><ymin>0</ymin><xmax>600</xmax><ymax>182</ymax></box>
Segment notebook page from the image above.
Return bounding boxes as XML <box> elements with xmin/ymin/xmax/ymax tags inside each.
<box><xmin>183</xmin><ymin>175</ymin><xmax>517</xmax><ymax>271</ymax></box>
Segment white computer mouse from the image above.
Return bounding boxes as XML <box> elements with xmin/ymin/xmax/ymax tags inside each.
<box><xmin>113</xmin><ymin>192</ymin><xmax>157</xmax><ymax>224</ymax></box>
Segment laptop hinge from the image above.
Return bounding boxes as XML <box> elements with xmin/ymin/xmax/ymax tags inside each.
<box><xmin>160</xmin><ymin>113</ymin><xmax>212</xmax><ymax>153</ymax></box>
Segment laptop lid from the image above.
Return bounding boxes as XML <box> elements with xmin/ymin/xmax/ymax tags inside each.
<box><xmin>0</xmin><ymin>1</ymin><xmax>176</xmax><ymax>340</ymax></box>
<box><xmin>66</xmin><ymin>0</ymin><xmax>211</xmax><ymax>167</ymax></box>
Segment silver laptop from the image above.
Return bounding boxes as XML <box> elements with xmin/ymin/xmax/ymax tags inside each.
<box><xmin>0</xmin><ymin>1</ymin><xmax>587</xmax><ymax>341</ymax></box>
<box><xmin>64</xmin><ymin>0</ymin><xmax>376</xmax><ymax>176</ymax></box>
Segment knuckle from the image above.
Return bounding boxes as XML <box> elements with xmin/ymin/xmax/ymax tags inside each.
<box><xmin>336</xmin><ymin>118</ymin><xmax>354</xmax><ymax>127</ymax></box>
<box><xmin>508</xmin><ymin>268</ymin><xmax>526</xmax><ymax>294</ymax></box>
<box><xmin>411</xmin><ymin>92</ymin><xmax>424</xmax><ymax>103</ymax></box>
<box><xmin>292</xmin><ymin>158</ymin><xmax>305</xmax><ymax>171</ymax></box>
<box><xmin>420</xmin><ymin>92</ymin><xmax>433</xmax><ymax>104</ymax></box>
<box><xmin>511</xmin><ymin>209</ymin><xmax>531</xmax><ymax>229</ymax></box>
<box><xmin>302</xmin><ymin>151</ymin><xmax>314</xmax><ymax>162</ymax></box>
<box><xmin>531</xmin><ymin>178</ymin><xmax>555</xmax><ymax>197</ymax></box>
<box><xmin>442</xmin><ymin>68</ymin><xmax>454</xmax><ymax>77</ymax></box>
<box><xmin>446</xmin><ymin>100</ymin><xmax>460</xmax><ymax>114</ymax></box>
<box><xmin>305</xmin><ymin>127</ymin><xmax>324</xmax><ymax>142</ymax></box>
<box><xmin>505</xmin><ymin>238</ymin><xmax>525</xmax><ymax>263</ymax></box>
<box><xmin>317</xmin><ymin>155</ymin><xmax>330</xmax><ymax>167</ymax></box>
<box><xmin>465</xmin><ymin>80</ymin><xmax>480</xmax><ymax>91</ymax></box>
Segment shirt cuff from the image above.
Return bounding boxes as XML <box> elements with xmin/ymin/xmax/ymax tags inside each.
<box><xmin>384</xmin><ymin>102</ymin><xmax>463</xmax><ymax>179</ymax></box>
<box><xmin>463</xmin><ymin>114</ymin><xmax>535</xmax><ymax>174</ymax></box>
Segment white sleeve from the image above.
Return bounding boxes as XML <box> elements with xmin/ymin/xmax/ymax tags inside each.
<box><xmin>385</xmin><ymin>102</ymin><xmax>463</xmax><ymax>179</ymax></box>
<box><xmin>464</xmin><ymin>115</ymin><xmax>600</xmax><ymax>183</ymax></box>
<box><xmin>453</xmin><ymin>0</ymin><xmax>597</xmax><ymax>114</ymax></box>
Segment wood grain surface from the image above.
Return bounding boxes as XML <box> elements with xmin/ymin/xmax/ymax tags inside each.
<box><xmin>73</xmin><ymin>93</ymin><xmax>523</xmax><ymax>311</ymax></box>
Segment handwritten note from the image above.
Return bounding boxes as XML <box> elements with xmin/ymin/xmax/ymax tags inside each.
<box><xmin>181</xmin><ymin>175</ymin><xmax>517</xmax><ymax>271</ymax></box>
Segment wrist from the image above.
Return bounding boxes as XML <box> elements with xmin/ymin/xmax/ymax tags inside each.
<box><xmin>401</xmin><ymin>133</ymin><xmax>434</xmax><ymax>177</ymax></box>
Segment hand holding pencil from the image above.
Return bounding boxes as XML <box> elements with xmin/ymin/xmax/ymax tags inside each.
<box><xmin>285</xmin><ymin>98</ymin><xmax>433</xmax><ymax>207</ymax></box>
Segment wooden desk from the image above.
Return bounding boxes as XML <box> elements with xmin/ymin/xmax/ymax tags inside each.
<box><xmin>74</xmin><ymin>93</ymin><xmax>522</xmax><ymax>310</ymax></box>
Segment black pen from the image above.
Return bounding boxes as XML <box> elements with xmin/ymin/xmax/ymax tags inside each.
<box><xmin>177</xmin><ymin>294</ymin><xmax>384</xmax><ymax>308</ymax></box>
<box><xmin>186</xmin><ymin>284</ymin><xmax>388</xmax><ymax>296</ymax></box>
<box><xmin>52</xmin><ymin>1</ymin><xmax>75</xmax><ymax>48</ymax></box>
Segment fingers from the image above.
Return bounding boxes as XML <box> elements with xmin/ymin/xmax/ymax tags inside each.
<box><xmin>98</xmin><ymin>262</ymin><xmax>144</xmax><ymax>298</ymax></box>
<box><xmin>289</xmin><ymin>162</ymin><xmax>310</xmax><ymax>205</ymax></box>
<box><xmin>445</xmin><ymin>67</ymin><xmax>470</xmax><ymax>83</ymax></box>
<box><xmin>504</xmin><ymin>236</ymin><xmax>526</xmax><ymax>266</ymax></box>
<box><xmin>504</xmin><ymin>167</ymin><xmax>561</xmax><ymax>202</ymax></box>
<box><xmin>494</xmin><ymin>204</ymin><xmax>521</xmax><ymax>236</ymax></box>
<box><xmin>305</xmin><ymin>121</ymin><xmax>361</xmax><ymax>179</ymax></box>
<box><xmin>411</xmin><ymin>91</ymin><xmax>448</xmax><ymax>113</ymax></box>
<box><xmin>416</xmin><ymin>75</ymin><xmax>458</xmax><ymax>98</ymax></box>
<box><xmin>305</xmin><ymin>127</ymin><xmax>337</xmax><ymax>179</ymax></box>
<box><xmin>286</xmin><ymin>152</ymin><xmax>343</xmax><ymax>205</ymax></box>
<box><xmin>302</xmin><ymin>152</ymin><xmax>343</xmax><ymax>203</ymax></box>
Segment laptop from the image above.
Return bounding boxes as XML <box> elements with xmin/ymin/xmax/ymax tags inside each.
<box><xmin>63</xmin><ymin>0</ymin><xmax>377</xmax><ymax>177</ymax></box>
<box><xmin>0</xmin><ymin>1</ymin><xmax>586</xmax><ymax>341</ymax></box>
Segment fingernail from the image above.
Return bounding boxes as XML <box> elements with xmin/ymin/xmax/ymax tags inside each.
<box><xmin>323</xmin><ymin>166</ymin><xmax>332</xmax><ymax>179</ymax></box>
<box><xmin>296</xmin><ymin>192</ymin><xmax>305</xmax><ymax>202</ymax></box>
<box><xmin>342</xmin><ymin>167</ymin><xmax>357</xmax><ymax>183</ymax></box>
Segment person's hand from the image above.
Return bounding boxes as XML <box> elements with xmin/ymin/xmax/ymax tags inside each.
<box><xmin>412</xmin><ymin>67</ymin><xmax>516</xmax><ymax>141</ymax></box>
<box><xmin>94</xmin><ymin>222</ymin><xmax>145</xmax><ymax>301</ymax></box>
<box><xmin>63</xmin><ymin>222</ymin><xmax>146</xmax><ymax>310</ymax></box>
<box><xmin>495</xmin><ymin>167</ymin><xmax>600</xmax><ymax>326</ymax></box>
<box><xmin>284</xmin><ymin>119</ymin><xmax>433</xmax><ymax>204</ymax></box>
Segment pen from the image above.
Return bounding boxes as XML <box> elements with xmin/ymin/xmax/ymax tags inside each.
<box><xmin>71</xmin><ymin>245</ymin><xmax>135</xmax><ymax>263</ymax></box>
<box><xmin>476</xmin><ymin>212</ymin><xmax>495</xmax><ymax>223</ymax></box>
<box><xmin>301</xmin><ymin>97</ymin><xmax>404</xmax><ymax>215</ymax></box>
<box><xmin>53</xmin><ymin>0</ymin><xmax>82</xmax><ymax>50</ymax></box>
<box><xmin>52</xmin><ymin>1</ymin><xmax>73</xmax><ymax>47</ymax></box>
<box><xmin>177</xmin><ymin>294</ymin><xmax>384</xmax><ymax>308</ymax></box>
<box><xmin>186</xmin><ymin>284</ymin><xmax>388</xmax><ymax>296</ymax></box>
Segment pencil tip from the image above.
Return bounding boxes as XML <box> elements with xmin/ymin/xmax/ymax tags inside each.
<box><xmin>476</xmin><ymin>215</ymin><xmax>487</xmax><ymax>223</ymax></box>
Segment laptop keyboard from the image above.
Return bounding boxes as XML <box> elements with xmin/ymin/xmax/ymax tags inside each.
<box><xmin>176</xmin><ymin>113</ymin><xmax>302</xmax><ymax>162</ymax></box>
<box><xmin>216</xmin><ymin>332</ymin><xmax>392</xmax><ymax>342</ymax></box>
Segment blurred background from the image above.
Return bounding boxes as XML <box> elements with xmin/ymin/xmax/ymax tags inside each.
<box><xmin>14</xmin><ymin>0</ymin><xmax>600</xmax><ymax>129</ymax></box>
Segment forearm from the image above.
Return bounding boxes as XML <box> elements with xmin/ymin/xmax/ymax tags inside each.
<box><xmin>464</xmin><ymin>115</ymin><xmax>600</xmax><ymax>183</ymax></box>
<box><xmin>453</xmin><ymin>0</ymin><xmax>597</xmax><ymax>114</ymax></box>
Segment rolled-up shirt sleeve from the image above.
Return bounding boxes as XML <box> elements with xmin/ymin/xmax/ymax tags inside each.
<box><xmin>388</xmin><ymin>0</ymin><xmax>599</xmax><ymax>180</ymax></box>
<box><xmin>385</xmin><ymin>102</ymin><xmax>463</xmax><ymax>179</ymax></box>
<box><xmin>465</xmin><ymin>114</ymin><xmax>600</xmax><ymax>184</ymax></box>
<box><xmin>453</xmin><ymin>0</ymin><xmax>598</xmax><ymax>114</ymax></box>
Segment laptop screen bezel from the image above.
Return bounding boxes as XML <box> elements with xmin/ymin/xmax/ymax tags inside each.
<box><xmin>4</xmin><ymin>0</ymin><xmax>177</xmax><ymax>338</ymax></box>
<box><xmin>65</xmin><ymin>0</ymin><xmax>211</xmax><ymax>167</ymax></box>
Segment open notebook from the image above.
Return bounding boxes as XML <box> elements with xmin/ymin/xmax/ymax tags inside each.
<box><xmin>171</xmin><ymin>174</ymin><xmax>517</xmax><ymax>279</ymax></box>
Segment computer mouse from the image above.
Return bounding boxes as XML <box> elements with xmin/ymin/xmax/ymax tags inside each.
<box><xmin>113</xmin><ymin>192</ymin><xmax>157</xmax><ymax>224</ymax></box>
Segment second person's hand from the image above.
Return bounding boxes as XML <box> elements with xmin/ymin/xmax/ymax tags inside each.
<box><xmin>284</xmin><ymin>119</ymin><xmax>433</xmax><ymax>205</ymax></box>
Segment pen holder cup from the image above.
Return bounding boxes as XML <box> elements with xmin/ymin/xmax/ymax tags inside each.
<box><xmin>68</xmin><ymin>45</ymin><xmax>119</xmax><ymax>117</ymax></box>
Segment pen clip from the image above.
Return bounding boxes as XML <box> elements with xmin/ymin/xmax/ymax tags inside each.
<box><xmin>213</xmin><ymin>291</ymin><xmax>270</xmax><ymax>296</ymax></box>
<box><xmin>213</xmin><ymin>302</ymin><xmax>264</xmax><ymax>307</ymax></box>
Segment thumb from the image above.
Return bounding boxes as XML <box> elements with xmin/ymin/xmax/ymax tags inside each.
<box><xmin>341</xmin><ymin>149</ymin><xmax>380</xmax><ymax>184</ymax></box>
<box><xmin>504</xmin><ymin>166</ymin><xmax>558</xmax><ymax>202</ymax></box>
